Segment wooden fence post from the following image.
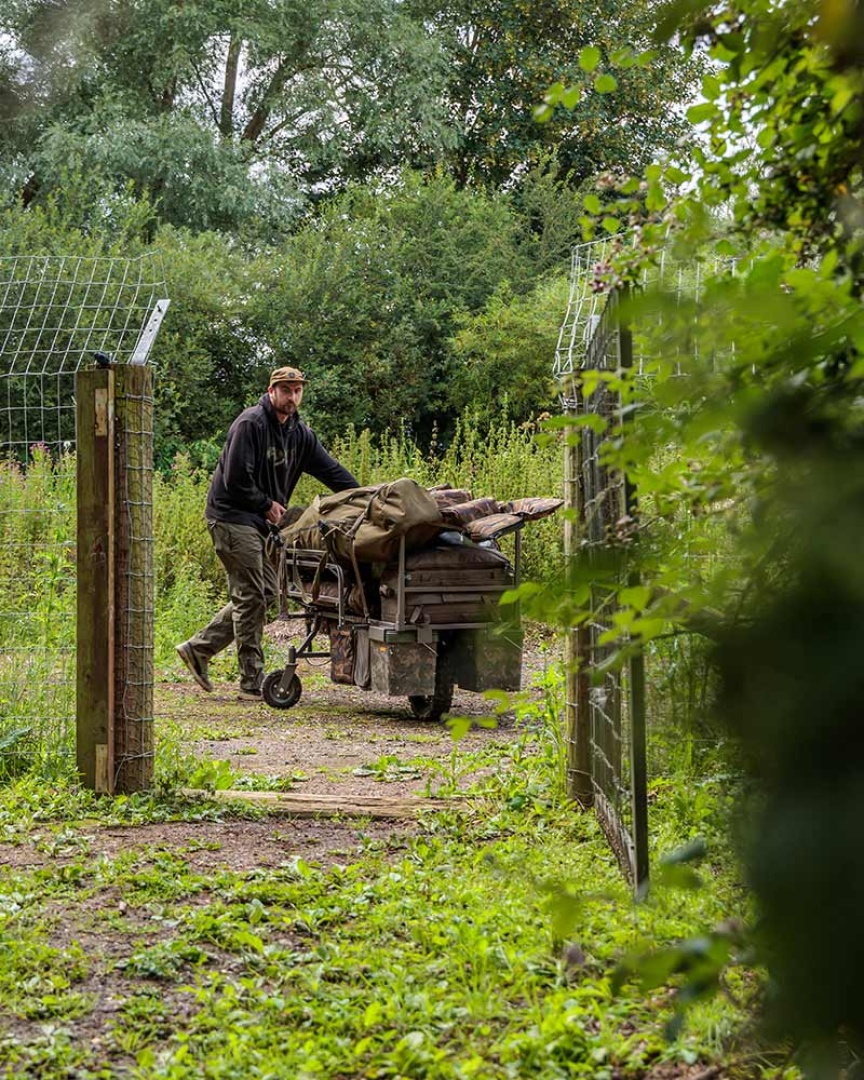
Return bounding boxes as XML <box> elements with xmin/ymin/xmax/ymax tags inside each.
<box><xmin>112</xmin><ymin>363</ymin><xmax>155</xmax><ymax>793</ymax></box>
<box><xmin>76</xmin><ymin>364</ymin><xmax>154</xmax><ymax>793</ymax></box>
<box><xmin>76</xmin><ymin>368</ymin><xmax>115</xmax><ymax>792</ymax></box>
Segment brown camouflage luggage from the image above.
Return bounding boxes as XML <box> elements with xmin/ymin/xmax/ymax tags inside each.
<box><xmin>329</xmin><ymin>624</ymin><xmax>355</xmax><ymax>684</ymax></box>
<box><xmin>328</xmin><ymin>623</ymin><xmax>371</xmax><ymax>687</ymax></box>
<box><xmin>428</xmin><ymin>485</ymin><xmax>474</xmax><ymax>509</ymax></box>
<box><xmin>439</xmin><ymin>497</ymin><xmax>500</xmax><ymax>528</ymax></box>
<box><xmin>379</xmin><ymin>542</ymin><xmax>514</xmax><ymax>625</ymax></box>
<box><xmin>464</xmin><ymin>496</ymin><xmax>564</xmax><ymax>542</ymax></box>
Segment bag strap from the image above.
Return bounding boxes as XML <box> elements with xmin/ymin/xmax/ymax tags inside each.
<box><xmin>318</xmin><ymin>512</ymin><xmax>370</xmax><ymax>620</ymax></box>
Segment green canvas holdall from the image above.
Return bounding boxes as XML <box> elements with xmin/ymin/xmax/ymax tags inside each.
<box><xmin>280</xmin><ymin>477</ymin><xmax>446</xmax><ymax>568</ymax></box>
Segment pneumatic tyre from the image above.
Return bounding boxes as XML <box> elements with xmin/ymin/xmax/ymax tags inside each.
<box><xmin>262</xmin><ymin>671</ymin><xmax>302</xmax><ymax>710</ymax></box>
<box><xmin>408</xmin><ymin>647</ymin><xmax>454</xmax><ymax>722</ymax></box>
<box><xmin>408</xmin><ymin>681</ymin><xmax>454</xmax><ymax>722</ymax></box>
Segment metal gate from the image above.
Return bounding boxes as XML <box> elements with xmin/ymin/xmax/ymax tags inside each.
<box><xmin>555</xmin><ymin>238</ymin><xmax>740</xmax><ymax>890</ymax></box>
<box><xmin>559</xmin><ymin>283</ymin><xmax>648</xmax><ymax>888</ymax></box>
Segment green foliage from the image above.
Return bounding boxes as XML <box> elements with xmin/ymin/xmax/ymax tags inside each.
<box><xmin>408</xmin><ymin>0</ymin><xmax>702</xmax><ymax>190</ymax></box>
<box><xmin>542</xmin><ymin>0</ymin><xmax>864</xmax><ymax>1069</ymax></box>
<box><xmin>0</xmin><ymin>172</ymin><xmax>156</xmax><ymax>258</ymax></box>
<box><xmin>153</xmin><ymin>454</ymin><xmax>222</xmax><ymax>595</ymax></box>
<box><xmin>448</xmin><ymin>277</ymin><xmax>567</xmax><ymax>421</ymax></box>
<box><xmin>0</xmin><ymin>448</ymin><xmax>77</xmax><ymax>778</ymax></box>
<box><xmin>149</xmin><ymin>227</ymin><xmax>272</xmax><ymax>466</ymax></box>
<box><xmin>0</xmin><ymin>0</ymin><xmax>454</xmax><ymax>232</ymax></box>
<box><xmin>0</xmin><ymin>688</ymin><xmax>753</xmax><ymax>1079</ymax></box>
<box><xmin>0</xmin><ymin>0</ymin><xmax>705</xmax><ymax>234</ymax></box>
<box><xmin>715</xmin><ymin>448</ymin><xmax>864</xmax><ymax>1073</ymax></box>
<box><xmin>0</xmin><ymin>167</ymin><xmax>581</xmax><ymax>462</ymax></box>
<box><xmin>253</xmin><ymin>171</ymin><xmax>545</xmax><ymax>444</ymax></box>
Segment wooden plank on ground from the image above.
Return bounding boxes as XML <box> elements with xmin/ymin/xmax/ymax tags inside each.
<box><xmin>182</xmin><ymin>789</ymin><xmax>455</xmax><ymax>820</ymax></box>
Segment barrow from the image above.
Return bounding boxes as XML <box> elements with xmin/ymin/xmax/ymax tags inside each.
<box><xmin>262</xmin><ymin>533</ymin><xmax>524</xmax><ymax>721</ymax></box>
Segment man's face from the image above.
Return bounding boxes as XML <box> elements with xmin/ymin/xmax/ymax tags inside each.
<box><xmin>269</xmin><ymin>381</ymin><xmax>304</xmax><ymax>419</ymax></box>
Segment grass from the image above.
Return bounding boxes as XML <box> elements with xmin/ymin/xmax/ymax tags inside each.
<box><xmin>0</xmin><ymin>673</ymin><xmax>776</xmax><ymax>1080</ymax></box>
<box><xmin>0</xmin><ymin>809</ymin><xmax>749</xmax><ymax>1078</ymax></box>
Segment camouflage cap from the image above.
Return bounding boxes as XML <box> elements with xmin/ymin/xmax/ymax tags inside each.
<box><xmin>269</xmin><ymin>365</ymin><xmax>307</xmax><ymax>386</ymax></box>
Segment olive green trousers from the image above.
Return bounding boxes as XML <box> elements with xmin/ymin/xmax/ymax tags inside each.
<box><xmin>187</xmin><ymin>520</ymin><xmax>278</xmax><ymax>692</ymax></box>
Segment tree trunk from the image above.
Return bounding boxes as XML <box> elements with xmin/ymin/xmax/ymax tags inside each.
<box><xmin>220</xmin><ymin>35</ymin><xmax>242</xmax><ymax>136</ymax></box>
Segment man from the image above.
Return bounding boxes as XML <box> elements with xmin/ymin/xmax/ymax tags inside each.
<box><xmin>176</xmin><ymin>366</ymin><xmax>358</xmax><ymax>699</ymax></box>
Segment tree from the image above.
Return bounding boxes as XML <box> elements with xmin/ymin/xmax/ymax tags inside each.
<box><xmin>407</xmin><ymin>0</ymin><xmax>703</xmax><ymax>189</ymax></box>
<box><xmin>252</xmin><ymin>172</ymin><xmax>542</xmax><ymax>444</ymax></box>
<box><xmin>448</xmin><ymin>277</ymin><xmax>567</xmax><ymax>422</ymax></box>
<box><xmin>0</xmin><ymin>0</ymin><xmax>454</xmax><ymax>233</ymax></box>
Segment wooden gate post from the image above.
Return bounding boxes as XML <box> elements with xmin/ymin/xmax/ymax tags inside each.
<box><xmin>77</xmin><ymin>364</ymin><xmax>155</xmax><ymax>793</ymax></box>
<box><xmin>563</xmin><ymin>382</ymin><xmax>594</xmax><ymax>809</ymax></box>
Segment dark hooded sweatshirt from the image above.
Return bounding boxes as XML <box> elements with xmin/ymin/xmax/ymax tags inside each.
<box><xmin>205</xmin><ymin>394</ymin><xmax>358</xmax><ymax>532</ymax></box>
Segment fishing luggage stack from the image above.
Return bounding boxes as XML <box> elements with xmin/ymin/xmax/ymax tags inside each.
<box><xmin>262</xmin><ymin>479</ymin><xmax>561</xmax><ymax>720</ymax></box>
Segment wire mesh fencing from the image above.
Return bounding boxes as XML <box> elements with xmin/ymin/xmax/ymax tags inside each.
<box><xmin>557</xmin><ymin>239</ymin><xmax>742</xmax><ymax>887</ymax></box>
<box><xmin>0</xmin><ymin>254</ymin><xmax>167</xmax><ymax>780</ymax></box>
<box><xmin>562</xmin><ymin>289</ymin><xmax>648</xmax><ymax>886</ymax></box>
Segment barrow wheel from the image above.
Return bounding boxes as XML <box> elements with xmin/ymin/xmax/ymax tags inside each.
<box><xmin>262</xmin><ymin>671</ymin><xmax>302</xmax><ymax>710</ymax></box>
<box><xmin>408</xmin><ymin>648</ymin><xmax>454</xmax><ymax>721</ymax></box>
<box><xmin>408</xmin><ymin>684</ymin><xmax>453</xmax><ymax>722</ymax></box>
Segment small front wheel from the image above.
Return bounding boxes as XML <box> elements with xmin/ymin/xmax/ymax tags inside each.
<box><xmin>262</xmin><ymin>670</ymin><xmax>302</xmax><ymax>710</ymax></box>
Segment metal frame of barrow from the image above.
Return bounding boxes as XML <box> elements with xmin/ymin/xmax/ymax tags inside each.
<box><xmin>263</xmin><ymin>530</ymin><xmax>524</xmax><ymax>720</ymax></box>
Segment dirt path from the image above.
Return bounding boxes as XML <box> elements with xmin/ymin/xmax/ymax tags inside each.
<box><xmin>160</xmin><ymin>617</ymin><xmax>558</xmax><ymax>805</ymax></box>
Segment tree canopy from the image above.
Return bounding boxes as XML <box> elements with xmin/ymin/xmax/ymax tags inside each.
<box><xmin>1</xmin><ymin>0</ymin><xmax>702</xmax><ymax>233</ymax></box>
<box><xmin>0</xmin><ymin>0</ymin><xmax>454</xmax><ymax>232</ymax></box>
<box><xmin>410</xmin><ymin>0</ymin><xmax>702</xmax><ymax>189</ymax></box>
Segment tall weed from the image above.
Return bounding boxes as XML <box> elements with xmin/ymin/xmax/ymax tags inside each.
<box><xmin>0</xmin><ymin>418</ymin><xmax>565</xmax><ymax>773</ymax></box>
<box><xmin>0</xmin><ymin>448</ymin><xmax>77</xmax><ymax>775</ymax></box>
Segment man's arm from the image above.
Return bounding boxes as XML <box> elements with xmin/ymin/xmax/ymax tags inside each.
<box><xmin>306</xmin><ymin>435</ymin><xmax>358</xmax><ymax>492</ymax></box>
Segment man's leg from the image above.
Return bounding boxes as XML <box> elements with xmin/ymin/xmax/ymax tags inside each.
<box><xmin>178</xmin><ymin>524</ymin><xmax>236</xmax><ymax>691</ymax></box>
<box><xmin>211</xmin><ymin>522</ymin><xmax>276</xmax><ymax>693</ymax></box>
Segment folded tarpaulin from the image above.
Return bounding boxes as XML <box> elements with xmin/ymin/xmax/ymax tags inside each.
<box><xmin>280</xmin><ymin>478</ymin><xmax>447</xmax><ymax>566</ymax></box>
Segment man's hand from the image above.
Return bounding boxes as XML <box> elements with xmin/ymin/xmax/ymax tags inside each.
<box><xmin>266</xmin><ymin>501</ymin><xmax>286</xmax><ymax>525</ymax></box>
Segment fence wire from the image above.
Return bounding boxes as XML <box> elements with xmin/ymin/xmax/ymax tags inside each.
<box><xmin>558</xmin><ymin>239</ymin><xmax>740</xmax><ymax>885</ymax></box>
<box><xmin>567</xmin><ymin>290</ymin><xmax>647</xmax><ymax>883</ymax></box>
<box><xmin>555</xmin><ymin>236</ymin><xmax>739</xmax><ymax>385</ymax></box>
<box><xmin>0</xmin><ymin>254</ymin><xmax>166</xmax><ymax>777</ymax></box>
